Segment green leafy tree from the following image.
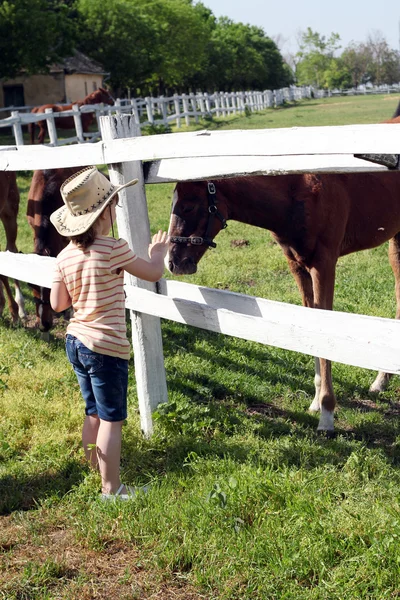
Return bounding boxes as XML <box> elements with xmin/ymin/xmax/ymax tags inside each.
<box><xmin>203</xmin><ymin>18</ymin><xmax>292</xmax><ymax>91</ymax></box>
<box><xmin>0</xmin><ymin>0</ymin><xmax>76</xmax><ymax>79</ymax></box>
<box><xmin>341</xmin><ymin>43</ymin><xmax>373</xmax><ymax>87</ymax></box>
<box><xmin>76</xmin><ymin>0</ymin><xmax>158</xmax><ymax>95</ymax></box>
<box><xmin>296</xmin><ymin>28</ymin><xmax>341</xmax><ymax>87</ymax></box>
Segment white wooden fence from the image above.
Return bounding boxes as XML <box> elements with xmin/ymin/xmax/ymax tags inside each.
<box><xmin>0</xmin><ymin>87</ymin><xmax>314</xmax><ymax>147</ymax></box>
<box><xmin>0</xmin><ymin>116</ymin><xmax>400</xmax><ymax>436</ymax></box>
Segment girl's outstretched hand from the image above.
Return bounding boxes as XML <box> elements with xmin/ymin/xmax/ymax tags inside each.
<box><xmin>148</xmin><ymin>230</ymin><xmax>170</xmax><ymax>259</ymax></box>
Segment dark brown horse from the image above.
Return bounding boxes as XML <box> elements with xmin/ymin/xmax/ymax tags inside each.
<box><xmin>0</xmin><ymin>172</ymin><xmax>26</xmax><ymax>322</ymax></box>
<box><xmin>167</xmin><ymin>170</ymin><xmax>400</xmax><ymax>433</ymax></box>
<box><xmin>29</xmin><ymin>87</ymin><xmax>114</xmax><ymax>145</ymax></box>
<box><xmin>27</xmin><ymin>167</ymin><xmax>80</xmax><ymax>330</ymax></box>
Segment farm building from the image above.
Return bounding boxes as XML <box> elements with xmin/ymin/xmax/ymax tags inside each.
<box><xmin>0</xmin><ymin>51</ymin><xmax>108</xmax><ymax>111</ymax></box>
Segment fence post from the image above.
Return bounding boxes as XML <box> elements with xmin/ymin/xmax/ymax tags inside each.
<box><xmin>189</xmin><ymin>93</ymin><xmax>199</xmax><ymax>123</ymax></box>
<box><xmin>181</xmin><ymin>94</ymin><xmax>190</xmax><ymax>126</ymax></box>
<box><xmin>173</xmin><ymin>94</ymin><xmax>181</xmax><ymax>128</ymax></box>
<box><xmin>72</xmin><ymin>104</ymin><xmax>84</xmax><ymax>143</ymax></box>
<box><xmin>159</xmin><ymin>96</ymin><xmax>168</xmax><ymax>125</ymax></box>
<box><xmin>130</xmin><ymin>98</ymin><xmax>141</xmax><ymax>126</ymax></box>
<box><xmin>11</xmin><ymin>111</ymin><xmax>24</xmax><ymax>145</ymax></box>
<box><xmin>198</xmin><ymin>93</ymin><xmax>205</xmax><ymax>116</ymax></box>
<box><xmin>145</xmin><ymin>97</ymin><xmax>154</xmax><ymax>124</ymax></box>
<box><xmin>204</xmin><ymin>92</ymin><xmax>211</xmax><ymax>115</ymax></box>
<box><xmin>214</xmin><ymin>93</ymin><xmax>221</xmax><ymax>117</ymax></box>
<box><xmin>99</xmin><ymin>114</ymin><xmax>168</xmax><ymax>436</ymax></box>
<box><xmin>44</xmin><ymin>108</ymin><xmax>58</xmax><ymax>146</ymax></box>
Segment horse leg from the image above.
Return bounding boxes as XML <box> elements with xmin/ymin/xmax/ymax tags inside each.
<box><xmin>370</xmin><ymin>234</ymin><xmax>400</xmax><ymax>392</ymax></box>
<box><xmin>309</xmin><ymin>258</ymin><xmax>337</xmax><ymax>432</ymax></box>
<box><xmin>0</xmin><ymin>275</ymin><xmax>19</xmax><ymax>323</ymax></box>
<box><xmin>2</xmin><ymin>209</ymin><xmax>27</xmax><ymax>321</ymax></box>
<box><xmin>286</xmin><ymin>258</ymin><xmax>321</xmax><ymax>412</ymax></box>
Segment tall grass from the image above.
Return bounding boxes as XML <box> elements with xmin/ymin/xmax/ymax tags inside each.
<box><xmin>1</xmin><ymin>94</ymin><xmax>400</xmax><ymax>599</ymax></box>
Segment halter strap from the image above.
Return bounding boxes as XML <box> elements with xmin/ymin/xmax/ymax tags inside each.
<box><xmin>170</xmin><ymin>181</ymin><xmax>227</xmax><ymax>249</ymax></box>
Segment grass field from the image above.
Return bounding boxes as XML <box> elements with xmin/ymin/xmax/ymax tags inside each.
<box><xmin>2</xmin><ymin>94</ymin><xmax>400</xmax><ymax>599</ymax></box>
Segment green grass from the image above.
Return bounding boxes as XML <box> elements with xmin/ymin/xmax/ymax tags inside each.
<box><xmin>2</xmin><ymin>93</ymin><xmax>400</xmax><ymax>599</ymax></box>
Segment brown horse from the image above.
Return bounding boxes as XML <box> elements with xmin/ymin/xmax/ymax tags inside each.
<box><xmin>27</xmin><ymin>167</ymin><xmax>80</xmax><ymax>330</ymax></box>
<box><xmin>29</xmin><ymin>87</ymin><xmax>114</xmax><ymax>145</ymax></box>
<box><xmin>0</xmin><ymin>172</ymin><xmax>26</xmax><ymax>322</ymax></box>
<box><xmin>167</xmin><ymin>170</ymin><xmax>400</xmax><ymax>434</ymax></box>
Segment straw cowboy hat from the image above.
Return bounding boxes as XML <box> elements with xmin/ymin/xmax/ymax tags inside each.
<box><xmin>50</xmin><ymin>166</ymin><xmax>138</xmax><ymax>236</ymax></box>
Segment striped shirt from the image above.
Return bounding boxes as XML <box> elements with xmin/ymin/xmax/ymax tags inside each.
<box><xmin>53</xmin><ymin>236</ymin><xmax>137</xmax><ymax>360</ymax></box>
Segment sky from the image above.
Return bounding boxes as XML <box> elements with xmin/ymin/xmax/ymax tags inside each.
<box><xmin>202</xmin><ymin>0</ymin><xmax>400</xmax><ymax>56</ymax></box>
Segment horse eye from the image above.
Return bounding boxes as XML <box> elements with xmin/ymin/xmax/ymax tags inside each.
<box><xmin>182</xmin><ymin>204</ymin><xmax>195</xmax><ymax>214</ymax></box>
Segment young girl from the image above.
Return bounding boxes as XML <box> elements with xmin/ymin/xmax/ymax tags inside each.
<box><xmin>50</xmin><ymin>166</ymin><xmax>169</xmax><ymax>500</ymax></box>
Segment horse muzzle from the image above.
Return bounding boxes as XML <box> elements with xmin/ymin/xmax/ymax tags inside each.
<box><xmin>167</xmin><ymin>256</ymin><xmax>198</xmax><ymax>275</ymax></box>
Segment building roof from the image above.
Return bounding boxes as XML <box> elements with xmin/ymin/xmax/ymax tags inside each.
<box><xmin>52</xmin><ymin>51</ymin><xmax>108</xmax><ymax>75</ymax></box>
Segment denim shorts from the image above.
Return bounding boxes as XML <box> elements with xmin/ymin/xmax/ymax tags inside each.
<box><xmin>66</xmin><ymin>334</ymin><xmax>128</xmax><ymax>422</ymax></box>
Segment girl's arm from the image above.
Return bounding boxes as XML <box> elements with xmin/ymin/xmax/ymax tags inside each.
<box><xmin>124</xmin><ymin>230</ymin><xmax>169</xmax><ymax>282</ymax></box>
<box><xmin>50</xmin><ymin>280</ymin><xmax>72</xmax><ymax>313</ymax></box>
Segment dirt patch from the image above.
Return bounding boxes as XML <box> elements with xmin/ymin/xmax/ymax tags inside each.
<box><xmin>231</xmin><ymin>239</ymin><xmax>249</xmax><ymax>248</ymax></box>
<box><xmin>0</xmin><ymin>516</ymin><xmax>207</xmax><ymax>599</ymax></box>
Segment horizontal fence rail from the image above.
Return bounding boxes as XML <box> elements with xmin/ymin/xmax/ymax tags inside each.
<box><xmin>0</xmin><ymin>124</ymin><xmax>397</xmax><ymax>174</ymax></box>
<box><xmin>1</xmin><ymin>251</ymin><xmax>400</xmax><ymax>375</ymax></box>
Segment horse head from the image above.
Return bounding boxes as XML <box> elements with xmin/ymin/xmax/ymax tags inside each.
<box><xmin>167</xmin><ymin>180</ymin><xmax>228</xmax><ymax>275</ymax></box>
<box><xmin>97</xmin><ymin>87</ymin><xmax>114</xmax><ymax>105</ymax></box>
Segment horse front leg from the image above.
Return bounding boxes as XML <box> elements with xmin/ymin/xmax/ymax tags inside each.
<box><xmin>310</xmin><ymin>260</ymin><xmax>336</xmax><ymax>433</ymax></box>
<box><xmin>370</xmin><ymin>234</ymin><xmax>400</xmax><ymax>393</ymax></box>
<box><xmin>286</xmin><ymin>258</ymin><xmax>321</xmax><ymax>412</ymax></box>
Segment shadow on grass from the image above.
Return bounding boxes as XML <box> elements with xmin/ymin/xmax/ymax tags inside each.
<box><xmin>0</xmin><ymin>459</ymin><xmax>86</xmax><ymax>515</ymax></box>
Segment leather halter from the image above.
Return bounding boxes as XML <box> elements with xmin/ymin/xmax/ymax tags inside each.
<box><xmin>170</xmin><ymin>182</ymin><xmax>227</xmax><ymax>249</ymax></box>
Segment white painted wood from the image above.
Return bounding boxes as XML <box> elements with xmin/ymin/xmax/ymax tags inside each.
<box><xmin>99</xmin><ymin>114</ymin><xmax>168</xmax><ymax>436</ymax></box>
<box><xmin>3</xmin><ymin>250</ymin><xmax>400</xmax><ymax>375</ymax></box>
<box><xmin>182</xmin><ymin>94</ymin><xmax>190</xmax><ymax>126</ymax></box>
<box><xmin>173</xmin><ymin>94</ymin><xmax>181</xmax><ymax>128</ymax></box>
<box><xmin>144</xmin><ymin>154</ymin><xmax>385</xmax><ymax>182</ymax></box>
<box><xmin>72</xmin><ymin>105</ymin><xmax>84</xmax><ymax>143</ymax></box>
<box><xmin>2</xmin><ymin>124</ymin><xmax>400</xmax><ymax>172</ymax></box>
<box><xmin>45</xmin><ymin>108</ymin><xmax>58</xmax><ymax>146</ymax></box>
<box><xmin>124</xmin><ymin>282</ymin><xmax>400</xmax><ymax>374</ymax></box>
<box><xmin>11</xmin><ymin>112</ymin><xmax>23</xmax><ymax>146</ymax></box>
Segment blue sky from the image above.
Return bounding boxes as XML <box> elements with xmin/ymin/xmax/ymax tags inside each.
<box><xmin>202</xmin><ymin>0</ymin><xmax>400</xmax><ymax>55</ymax></box>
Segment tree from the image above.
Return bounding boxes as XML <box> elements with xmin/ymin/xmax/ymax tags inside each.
<box><xmin>203</xmin><ymin>18</ymin><xmax>292</xmax><ymax>92</ymax></box>
<box><xmin>0</xmin><ymin>0</ymin><xmax>76</xmax><ymax>79</ymax></box>
<box><xmin>296</xmin><ymin>28</ymin><xmax>341</xmax><ymax>87</ymax></box>
<box><xmin>76</xmin><ymin>0</ymin><xmax>158</xmax><ymax>95</ymax></box>
<box><xmin>341</xmin><ymin>43</ymin><xmax>373</xmax><ymax>87</ymax></box>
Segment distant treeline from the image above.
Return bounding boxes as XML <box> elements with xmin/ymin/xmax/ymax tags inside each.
<box><xmin>0</xmin><ymin>0</ymin><xmax>293</xmax><ymax>96</ymax></box>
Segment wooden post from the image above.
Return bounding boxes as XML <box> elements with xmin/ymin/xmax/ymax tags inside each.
<box><xmin>145</xmin><ymin>97</ymin><xmax>154</xmax><ymax>124</ymax></box>
<box><xmin>11</xmin><ymin>111</ymin><xmax>24</xmax><ymax>146</ymax></box>
<box><xmin>130</xmin><ymin>98</ymin><xmax>141</xmax><ymax>126</ymax></box>
<box><xmin>99</xmin><ymin>114</ymin><xmax>168</xmax><ymax>436</ymax></box>
<box><xmin>160</xmin><ymin>96</ymin><xmax>168</xmax><ymax>125</ymax></box>
<box><xmin>44</xmin><ymin>108</ymin><xmax>58</xmax><ymax>146</ymax></box>
<box><xmin>173</xmin><ymin>94</ymin><xmax>181</xmax><ymax>128</ymax></box>
<box><xmin>72</xmin><ymin>104</ymin><xmax>84</xmax><ymax>143</ymax></box>
<box><xmin>181</xmin><ymin>94</ymin><xmax>190</xmax><ymax>126</ymax></box>
<box><xmin>189</xmin><ymin>93</ymin><xmax>199</xmax><ymax>124</ymax></box>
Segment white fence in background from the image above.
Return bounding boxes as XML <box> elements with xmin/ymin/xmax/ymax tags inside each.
<box><xmin>0</xmin><ymin>118</ymin><xmax>400</xmax><ymax>435</ymax></box>
<box><xmin>0</xmin><ymin>87</ymin><xmax>314</xmax><ymax>147</ymax></box>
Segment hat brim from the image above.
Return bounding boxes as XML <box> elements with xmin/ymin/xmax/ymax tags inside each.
<box><xmin>50</xmin><ymin>177</ymin><xmax>138</xmax><ymax>237</ymax></box>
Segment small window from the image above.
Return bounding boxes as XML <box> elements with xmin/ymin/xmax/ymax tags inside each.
<box><xmin>92</xmin><ymin>81</ymin><xmax>97</xmax><ymax>91</ymax></box>
<box><xmin>84</xmin><ymin>81</ymin><xmax>88</xmax><ymax>95</ymax></box>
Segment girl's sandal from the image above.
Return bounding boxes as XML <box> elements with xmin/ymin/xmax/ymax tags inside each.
<box><xmin>101</xmin><ymin>483</ymin><xmax>149</xmax><ymax>501</ymax></box>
